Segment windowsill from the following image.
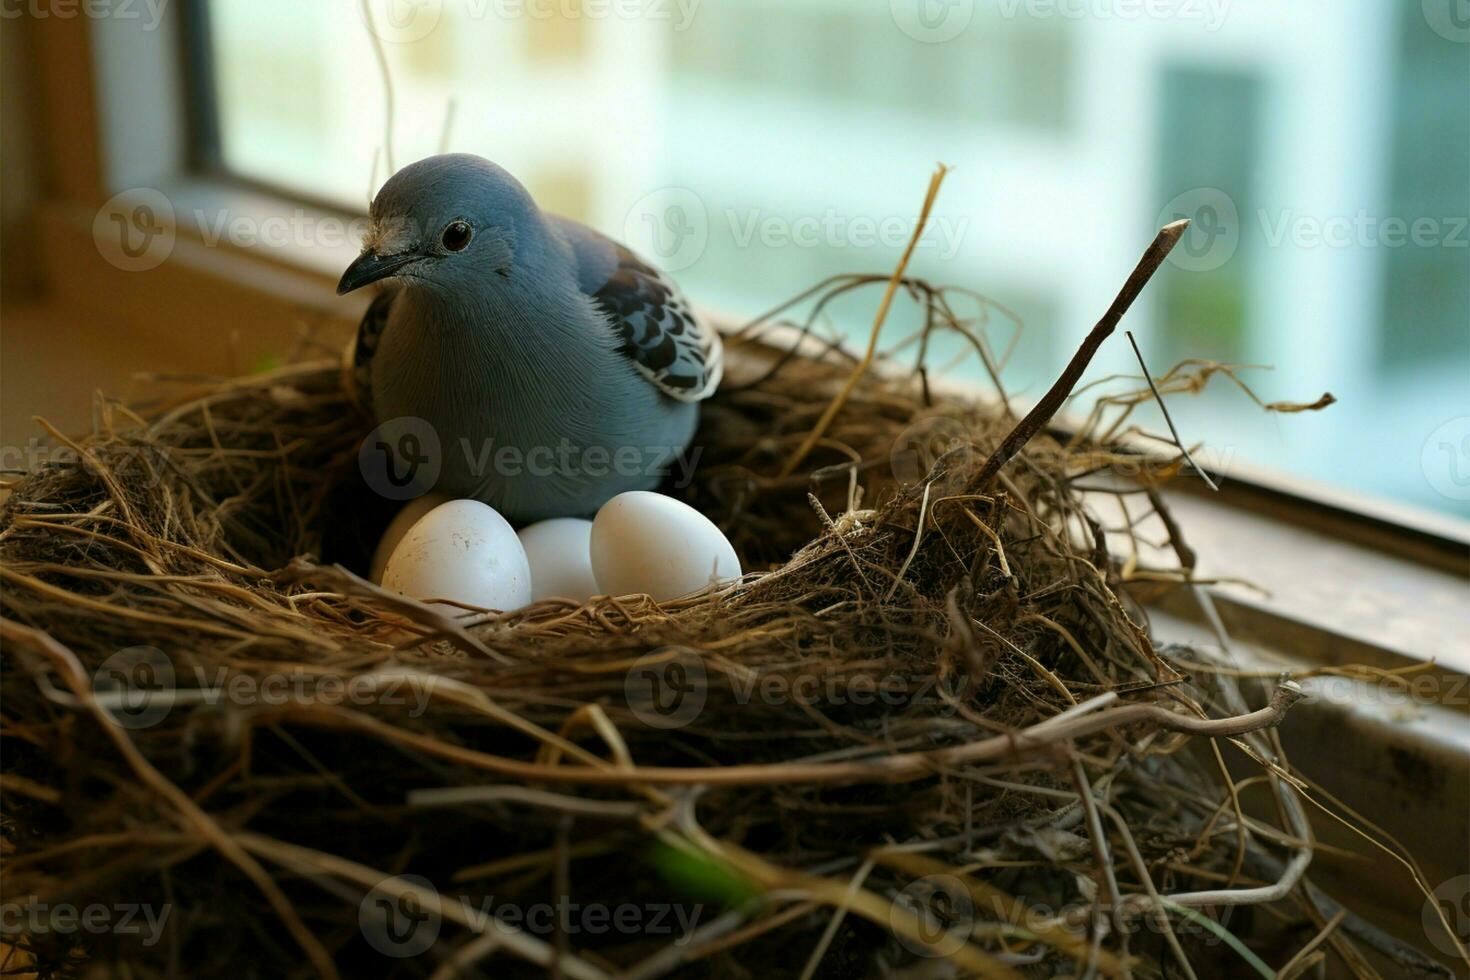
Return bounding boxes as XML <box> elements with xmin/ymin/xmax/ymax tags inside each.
<box><xmin>34</xmin><ymin>180</ymin><xmax>366</xmax><ymax>374</ymax></box>
<box><xmin>136</xmin><ymin>174</ymin><xmax>366</xmax><ymax>281</ymax></box>
<box><xmin>20</xmin><ymin>175</ymin><xmax>1469</xmax><ymax>970</ymax></box>
<box><xmin>1135</xmin><ymin>488</ymin><xmax>1470</xmax><ymax>677</ymax></box>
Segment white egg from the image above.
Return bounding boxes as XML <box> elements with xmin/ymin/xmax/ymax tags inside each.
<box><xmin>370</xmin><ymin>493</ymin><xmax>450</xmax><ymax>584</ymax></box>
<box><xmin>590</xmin><ymin>491</ymin><xmax>741</xmax><ymax>601</ymax></box>
<box><xmin>381</xmin><ymin>499</ymin><xmax>532</xmax><ymax>611</ymax></box>
<box><xmin>518</xmin><ymin>518</ymin><xmax>600</xmax><ymax>604</ymax></box>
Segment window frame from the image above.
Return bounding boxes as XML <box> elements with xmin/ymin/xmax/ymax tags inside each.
<box><xmin>15</xmin><ymin>5</ymin><xmax>1470</xmax><ymax>952</ymax></box>
<box><xmin>23</xmin><ymin>3</ymin><xmax>1470</xmax><ymax>632</ymax></box>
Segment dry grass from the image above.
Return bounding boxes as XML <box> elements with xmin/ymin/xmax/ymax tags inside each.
<box><xmin>0</xmin><ymin>257</ymin><xmax>1448</xmax><ymax>978</ymax></box>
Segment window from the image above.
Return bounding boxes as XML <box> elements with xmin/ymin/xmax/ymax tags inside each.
<box><xmin>194</xmin><ymin>1</ymin><xmax>1468</xmax><ymax>521</ymax></box>
<box><xmin>1379</xmin><ymin>0</ymin><xmax>1470</xmax><ymax>369</ymax></box>
<box><xmin>11</xmin><ymin>8</ymin><xmax>1468</xmax><ymax>969</ymax></box>
<box><xmin>1155</xmin><ymin>66</ymin><xmax>1260</xmax><ymax>365</ymax></box>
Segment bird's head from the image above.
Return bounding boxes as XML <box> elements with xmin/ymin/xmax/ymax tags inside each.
<box><xmin>337</xmin><ymin>153</ymin><xmax>543</xmax><ymax>297</ymax></box>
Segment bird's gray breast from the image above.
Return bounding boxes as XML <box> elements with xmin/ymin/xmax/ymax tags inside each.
<box><xmin>369</xmin><ymin>286</ymin><xmax>698</xmax><ymax>524</ymax></box>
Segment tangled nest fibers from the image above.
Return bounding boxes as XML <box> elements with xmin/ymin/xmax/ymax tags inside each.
<box><xmin>1</xmin><ymin>248</ymin><xmax>1436</xmax><ymax>979</ymax></box>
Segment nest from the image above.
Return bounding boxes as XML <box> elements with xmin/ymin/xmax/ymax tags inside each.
<box><xmin>2</xmin><ymin>248</ymin><xmax>1436</xmax><ymax>978</ymax></box>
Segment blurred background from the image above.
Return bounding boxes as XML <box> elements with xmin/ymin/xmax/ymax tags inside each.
<box><xmin>208</xmin><ymin>0</ymin><xmax>1470</xmax><ymax>519</ymax></box>
<box><xmin>3</xmin><ymin>0</ymin><xmax>1468</xmax><ymax>522</ymax></box>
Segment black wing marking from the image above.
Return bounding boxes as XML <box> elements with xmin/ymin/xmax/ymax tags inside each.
<box><xmin>589</xmin><ymin>245</ymin><xmax>723</xmax><ymax>403</ymax></box>
<box><xmin>345</xmin><ymin>287</ymin><xmax>396</xmax><ymax>415</ymax></box>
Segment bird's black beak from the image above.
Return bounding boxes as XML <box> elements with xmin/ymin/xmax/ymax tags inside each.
<box><xmin>336</xmin><ymin>250</ymin><xmax>421</xmax><ymax>295</ymax></box>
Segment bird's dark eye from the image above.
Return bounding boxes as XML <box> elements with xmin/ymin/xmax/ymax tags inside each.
<box><xmin>441</xmin><ymin>221</ymin><xmax>472</xmax><ymax>252</ymax></box>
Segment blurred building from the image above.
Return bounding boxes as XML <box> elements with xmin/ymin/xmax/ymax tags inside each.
<box><xmin>209</xmin><ymin>0</ymin><xmax>1469</xmax><ymax>515</ymax></box>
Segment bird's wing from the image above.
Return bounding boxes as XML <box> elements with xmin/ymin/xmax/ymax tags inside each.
<box><xmin>553</xmin><ymin>215</ymin><xmax>723</xmax><ymax>403</ymax></box>
<box><xmin>343</xmin><ymin>286</ymin><xmax>396</xmax><ymax>415</ymax></box>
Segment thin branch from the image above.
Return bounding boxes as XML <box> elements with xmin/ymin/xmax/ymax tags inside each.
<box><xmin>280</xmin><ymin>683</ymin><xmax>1305</xmax><ymax>787</ymax></box>
<box><xmin>779</xmin><ymin>165</ymin><xmax>950</xmax><ymax>477</ymax></box>
<box><xmin>438</xmin><ymin>97</ymin><xmax>457</xmax><ymax>154</ymax></box>
<box><xmin>974</xmin><ymin>220</ymin><xmax>1188</xmax><ymax>488</ymax></box>
<box><xmin>361</xmin><ymin>0</ymin><xmax>396</xmax><ymax>176</ymax></box>
<box><xmin>1125</xmin><ymin>330</ymin><xmax>1218</xmax><ymax>491</ymax></box>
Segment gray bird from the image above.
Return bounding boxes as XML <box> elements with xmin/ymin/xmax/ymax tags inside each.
<box><xmin>337</xmin><ymin>153</ymin><xmax>722</xmax><ymax>524</ymax></box>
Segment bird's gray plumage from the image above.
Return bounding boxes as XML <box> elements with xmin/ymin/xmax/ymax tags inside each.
<box><xmin>340</xmin><ymin>154</ymin><xmax>722</xmax><ymax>524</ymax></box>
